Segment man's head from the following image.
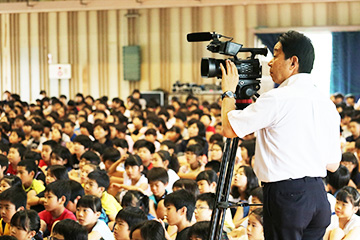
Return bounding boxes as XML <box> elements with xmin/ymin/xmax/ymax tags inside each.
<box><xmin>268</xmin><ymin>31</ymin><xmax>314</xmax><ymax>85</ymax></box>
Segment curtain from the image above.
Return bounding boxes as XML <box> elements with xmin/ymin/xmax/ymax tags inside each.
<box><xmin>255</xmin><ymin>33</ymin><xmax>281</xmax><ymax>55</ymax></box>
<box><xmin>331</xmin><ymin>32</ymin><xmax>360</xmax><ymax>97</ymax></box>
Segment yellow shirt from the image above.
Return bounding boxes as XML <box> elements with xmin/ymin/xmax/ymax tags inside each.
<box><xmin>23</xmin><ymin>179</ymin><xmax>46</xmax><ymax>194</ymax></box>
<box><xmin>101</xmin><ymin>191</ymin><xmax>122</xmax><ymax>217</ymax></box>
<box><xmin>0</xmin><ymin>219</ymin><xmax>10</xmax><ymax>236</ymax></box>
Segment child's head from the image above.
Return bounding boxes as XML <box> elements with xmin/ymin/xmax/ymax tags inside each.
<box><xmin>0</xmin><ymin>154</ymin><xmax>9</xmax><ymax>179</ymax></box>
<box><xmin>130</xmin><ymin>220</ymin><xmax>166</xmax><ymax>240</ymax></box>
<box><xmin>0</xmin><ymin>143</ymin><xmax>10</xmax><ymax>156</ymax></box>
<box><xmin>249</xmin><ymin>187</ymin><xmax>264</xmax><ymax>212</ymax></box>
<box><xmin>188</xmin><ymin>221</ymin><xmax>210</xmax><ymax>240</ymax></box>
<box><xmin>76</xmin><ymin>195</ymin><xmax>102</xmax><ymax>228</ymax></box>
<box><xmin>41</xmin><ymin>140</ymin><xmax>58</xmax><ymax>163</ymax></box>
<box><xmin>79</xmin><ymin>151</ymin><xmax>100</xmax><ymax>169</ymax></box>
<box><xmin>231</xmin><ymin>165</ymin><xmax>259</xmax><ymax>200</ymax></box>
<box><xmin>152</xmin><ymin>150</ymin><xmax>180</xmax><ymax>173</ymax></box>
<box><xmin>341</xmin><ymin>152</ymin><xmax>359</xmax><ymax>178</ymax></box>
<box><xmin>194</xmin><ymin>193</ymin><xmax>215</xmax><ymax>222</ymax></box>
<box><xmin>8</xmin><ymin>143</ymin><xmax>26</xmax><ymax>166</ymax></box>
<box><xmin>23</xmin><ymin>151</ymin><xmax>41</xmax><ymax>166</ymax></box>
<box><xmin>349</xmin><ymin>118</ymin><xmax>360</xmax><ymax>136</ymax></box>
<box><xmin>326</xmin><ymin>165</ymin><xmax>350</xmax><ymax>193</ymax></box>
<box><xmin>172</xmin><ymin>179</ymin><xmax>199</xmax><ymax>197</ymax></box>
<box><xmin>102</xmin><ymin>147</ymin><xmax>120</xmax><ymax>170</ymax></box>
<box><xmin>144</xmin><ymin>128</ymin><xmax>157</xmax><ymax>143</ymax></box>
<box><xmin>137</xmin><ymin>140</ymin><xmax>155</xmax><ymax>168</ymax></box>
<box><xmin>46</xmin><ymin>165</ymin><xmax>69</xmax><ymax>185</ymax></box>
<box><xmin>247</xmin><ymin>208</ymin><xmax>264</xmax><ymax>240</ymax></box>
<box><xmin>66</xmin><ymin>180</ymin><xmax>85</xmax><ymax>213</ymax></box>
<box><xmin>17</xmin><ymin>160</ymin><xmax>37</xmax><ymax>188</ymax></box>
<box><xmin>164</xmin><ymin>189</ymin><xmax>196</xmax><ymax>225</ymax></box>
<box><xmin>51</xmin><ymin>219</ymin><xmax>88</xmax><ymax>240</ymax></box>
<box><xmin>185</xmin><ymin>144</ymin><xmax>203</xmax><ymax>166</ymax></box>
<box><xmin>73</xmin><ymin>135</ymin><xmax>93</xmax><ymax>156</ymax></box>
<box><xmin>121</xmin><ymin>190</ymin><xmax>150</xmax><ymax>216</ymax></box>
<box><xmin>124</xmin><ymin>154</ymin><xmax>144</xmax><ymax>180</ymax></box>
<box><xmin>30</xmin><ymin>124</ymin><xmax>43</xmax><ymax>139</ymax></box>
<box><xmin>0</xmin><ymin>187</ymin><xmax>27</xmax><ymax>223</ymax></box>
<box><xmin>196</xmin><ymin>170</ymin><xmax>218</xmax><ymax>194</ymax></box>
<box><xmin>80</xmin><ymin>163</ymin><xmax>97</xmax><ymax>185</ymax></box>
<box><xmin>84</xmin><ymin>170</ymin><xmax>109</xmax><ymax>198</ymax></box>
<box><xmin>50</xmin><ymin>146</ymin><xmax>72</xmax><ymax>168</ymax></box>
<box><xmin>112</xmin><ymin>138</ymin><xmax>129</xmax><ymax>156</ymax></box>
<box><xmin>114</xmin><ymin>207</ymin><xmax>147</xmax><ymax>240</ymax></box>
<box><xmin>0</xmin><ymin>175</ymin><xmax>22</xmax><ymax>193</ymax></box>
<box><xmin>205</xmin><ymin>161</ymin><xmax>220</xmax><ymax>174</ymax></box>
<box><xmin>44</xmin><ymin>180</ymin><xmax>71</xmax><ymax>212</ymax></box>
<box><xmin>9</xmin><ymin>209</ymin><xmax>41</xmax><ymax>240</ymax></box>
<box><xmin>335</xmin><ymin>186</ymin><xmax>360</xmax><ymax>219</ymax></box>
<box><xmin>147</xmin><ymin>167</ymin><xmax>169</xmax><ymax>198</ymax></box>
<box><xmin>9</xmin><ymin>129</ymin><xmax>25</xmax><ymax>144</ymax></box>
<box><xmin>63</xmin><ymin>120</ymin><xmax>75</xmax><ymax>137</ymax></box>
<box><xmin>93</xmin><ymin>122</ymin><xmax>110</xmax><ymax>142</ymax></box>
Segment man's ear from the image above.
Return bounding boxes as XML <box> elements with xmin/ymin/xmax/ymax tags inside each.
<box><xmin>59</xmin><ymin>195</ymin><xmax>67</xmax><ymax>205</ymax></box>
<box><xmin>289</xmin><ymin>56</ymin><xmax>299</xmax><ymax>72</ymax></box>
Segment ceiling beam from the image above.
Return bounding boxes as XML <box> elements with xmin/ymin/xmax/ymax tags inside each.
<box><xmin>0</xmin><ymin>0</ymin><xmax>357</xmax><ymax>14</ymax></box>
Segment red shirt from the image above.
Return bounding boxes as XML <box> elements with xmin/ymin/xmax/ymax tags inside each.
<box><xmin>39</xmin><ymin>208</ymin><xmax>77</xmax><ymax>232</ymax></box>
<box><xmin>6</xmin><ymin>165</ymin><xmax>17</xmax><ymax>175</ymax></box>
<box><xmin>38</xmin><ymin>159</ymin><xmax>48</xmax><ymax>168</ymax></box>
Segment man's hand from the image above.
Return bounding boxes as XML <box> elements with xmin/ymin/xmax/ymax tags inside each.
<box><xmin>221</xmin><ymin>60</ymin><xmax>239</xmax><ymax>92</ymax></box>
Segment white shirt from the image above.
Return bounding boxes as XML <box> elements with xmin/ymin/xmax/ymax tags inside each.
<box><xmin>92</xmin><ymin>219</ymin><xmax>114</xmax><ymax>240</ymax></box>
<box><xmin>228</xmin><ymin>73</ymin><xmax>341</xmax><ymax>182</ymax></box>
<box><xmin>327</xmin><ymin>214</ymin><xmax>360</xmax><ymax>235</ymax></box>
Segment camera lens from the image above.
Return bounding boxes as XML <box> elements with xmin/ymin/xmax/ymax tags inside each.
<box><xmin>201</xmin><ymin>58</ymin><xmax>225</xmax><ymax>78</ymax></box>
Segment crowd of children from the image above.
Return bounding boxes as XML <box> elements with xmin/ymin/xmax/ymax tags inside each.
<box><xmin>0</xmin><ymin>90</ymin><xmax>357</xmax><ymax>240</ymax></box>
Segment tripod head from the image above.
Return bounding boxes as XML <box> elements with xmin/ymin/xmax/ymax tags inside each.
<box><xmin>235</xmin><ymin>79</ymin><xmax>261</xmax><ymax>110</ymax></box>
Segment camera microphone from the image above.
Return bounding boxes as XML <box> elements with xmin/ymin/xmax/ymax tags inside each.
<box><xmin>187</xmin><ymin>32</ymin><xmax>220</xmax><ymax>42</ymax></box>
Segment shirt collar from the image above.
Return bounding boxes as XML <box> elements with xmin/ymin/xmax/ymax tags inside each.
<box><xmin>278</xmin><ymin>73</ymin><xmax>313</xmax><ymax>88</ymax></box>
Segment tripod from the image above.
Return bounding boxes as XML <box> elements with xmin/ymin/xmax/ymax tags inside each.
<box><xmin>208</xmin><ymin>79</ymin><xmax>261</xmax><ymax>240</ymax></box>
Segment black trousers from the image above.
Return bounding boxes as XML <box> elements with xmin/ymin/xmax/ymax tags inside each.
<box><xmin>263</xmin><ymin>177</ymin><xmax>331</xmax><ymax>240</ymax></box>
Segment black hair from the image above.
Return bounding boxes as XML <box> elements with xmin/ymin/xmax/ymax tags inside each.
<box><xmin>0</xmin><ymin>154</ymin><xmax>9</xmax><ymax>173</ymax></box>
<box><xmin>102</xmin><ymin>147</ymin><xmax>121</xmax><ymax>163</ymax></box>
<box><xmin>10</xmin><ymin>209</ymin><xmax>42</xmax><ymax>240</ymax></box>
<box><xmin>205</xmin><ymin>161</ymin><xmax>220</xmax><ymax>173</ymax></box>
<box><xmin>0</xmin><ymin>235</ymin><xmax>17</xmax><ymax>240</ymax></box>
<box><xmin>41</xmin><ymin>120</ymin><xmax>52</xmax><ymax>129</ymax></box>
<box><xmin>144</xmin><ymin>128</ymin><xmax>157</xmax><ymax>137</ymax></box>
<box><xmin>48</xmin><ymin>165</ymin><xmax>69</xmax><ymax>181</ymax></box>
<box><xmin>124</xmin><ymin>154</ymin><xmax>143</xmax><ymax>168</ymax></box>
<box><xmin>91</xmin><ymin>142</ymin><xmax>105</xmax><ymax>156</ymax></box>
<box><xmin>121</xmin><ymin>190</ymin><xmax>150</xmax><ymax>215</ymax></box>
<box><xmin>187</xmin><ymin>119</ymin><xmax>206</xmax><ymax>138</ymax></box>
<box><xmin>147</xmin><ymin>167</ymin><xmax>169</xmax><ymax>185</ymax></box>
<box><xmin>173</xmin><ymin>179</ymin><xmax>199</xmax><ymax>197</ymax></box>
<box><xmin>186</xmin><ymin>144</ymin><xmax>203</xmax><ymax>157</ymax></box>
<box><xmin>93</xmin><ymin>122</ymin><xmax>110</xmax><ymax>140</ymax></box>
<box><xmin>231</xmin><ymin>165</ymin><xmax>259</xmax><ymax>199</ymax></box>
<box><xmin>174</xmin><ymin>112</ymin><xmax>187</xmax><ymax>122</ymax></box>
<box><xmin>155</xmin><ymin>150</ymin><xmax>180</xmax><ymax>173</ymax></box>
<box><xmin>0</xmin><ymin>143</ymin><xmax>9</xmax><ymax>155</ymax></box>
<box><xmin>160</xmin><ymin>140</ymin><xmax>176</xmax><ymax>151</ymax></box>
<box><xmin>240</xmin><ymin>139</ymin><xmax>256</xmax><ymax>162</ymax></box>
<box><xmin>51</xmin><ymin>146</ymin><xmax>72</xmax><ymax>168</ymax></box>
<box><xmin>326</xmin><ymin>165</ymin><xmax>350</xmax><ymax>191</ymax></box>
<box><xmin>76</xmin><ymin>195</ymin><xmax>102</xmax><ymax>213</ymax></box>
<box><xmin>209</xmin><ymin>134</ymin><xmax>224</xmax><ymax>144</ymax></box>
<box><xmin>79</xmin><ymin>122</ymin><xmax>94</xmax><ymax>136</ymax></box>
<box><xmin>336</xmin><ymin>186</ymin><xmax>360</xmax><ymax>207</ymax></box>
<box><xmin>52</xmin><ymin>219</ymin><xmax>88</xmax><ymax>240</ymax></box>
<box><xmin>80</xmin><ymin>151</ymin><xmax>101</xmax><ymax>165</ymax></box>
<box><xmin>164</xmin><ymin>189</ymin><xmax>195</xmax><ymax>221</ymax></box>
<box><xmin>1</xmin><ymin>175</ymin><xmax>22</xmax><ymax>189</ymax></box>
<box><xmin>64</xmin><ymin>119</ymin><xmax>75</xmax><ymax>127</ymax></box>
<box><xmin>248</xmin><ymin>186</ymin><xmax>263</xmax><ymax>203</ymax></box>
<box><xmin>68</xmin><ymin>180</ymin><xmax>85</xmax><ymax>202</ymax></box>
<box><xmin>115</xmin><ymin>206</ymin><xmax>147</xmax><ymax>229</ymax></box>
<box><xmin>112</xmin><ymin>138</ymin><xmax>129</xmax><ymax>149</ymax></box>
<box><xmin>130</xmin><ymin>220</ymin><xmax>166</xmax><ymax>240</ymax></box>
<box><xmin>11</xmin><ymin>129</ymin><xmax>25</xmax><ymax>141</ymax></box>
<box><xmin>23</xmin><ymin>150</ymin><xmax>41</xmax><ymax>165</ymax></box>
<box><xmin>32</xmin><ymin>124</ymin><xmax>44</xmax><ymax>132</ymax></box>
<box><xmin>0</xmin><ymin>187</ymin><xmax>27</xmax><ymax>209</ymax></box>
<box><xmin>42</xmin><ymin>140</ymin><xmax>59</xmax><ymax>151</ymax></box>
<box><xmin>87</xmin><ymin>170</ymin><xmax>110</xmax><ymax>190</ymax></box>
<box><xmin>18</xmin><ymin>159</ymin><xmax>38</xmax><ymax>176</ymax></box>
<box><xmin>73</xmin><ymin>135</ymin><xmax>93</xmax><ymax>149</ymax></box>
<box><xmin>138</xmin><ymin>140</ymin><xmax>156</xmax><ymax>154</ymax></box>
<box><xmin>196</xmin><ymin>170</ymin><xmax>218</xmax><ymax>185</ymax></box>
<box><xmin>278</xmin><ymin>30</ymin><xmax>315</xmax><ymax>73</ymax></box>
<box><xmin>196</xmin><ymin>193</ymin><xmax>215</xmax><ymax>209</ymax></box>
<box><xmin>10</xmin><ymin>143</ymin><xmax>26</xmax><ymax>159</ymax></box>
<box><xmin>188</xmin><ymin>221</ymin><xmax>210</xmax><ymax>240</ymax></box>
<box><xmin>45</xmin><ymin>180</ymin><xmax>71</xmax><ymax>206</ymax></box>
<box><xmin>341</xmin><ymin>152</ymin><xmax>359</xmax><ymax>181</ymax></box>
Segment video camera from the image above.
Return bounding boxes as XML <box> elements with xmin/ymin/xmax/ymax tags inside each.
<box><xmin>187</xmin><ymin>32</ymin><xmax>268</xmax><ymax>100</ymax></box>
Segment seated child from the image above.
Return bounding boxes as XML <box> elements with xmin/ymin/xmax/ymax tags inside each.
<box><xmin>40</xmin><ymin>140</ymin><xmax>58</xmax><ymax>169</ymax></box>
<box><xmin>17</xmin><ymin>160</ymin><xmax>45</xmax><ymax>195</ymax></box>
<box><xmin>9</xmin><ymin>209</ymin><xmax>42</xmax><ymax>240</ymax></box>
<box><xmin>0</xmin><ymin>187</ymin><xmax>27</xmax><ymax>236</ymax></box>
<box><xmin>114</xmin><ymin>207</ymin><xmax>147</xmax><ymax>240</ymax></box>
<box><xmin>9</xmin><ymin>129</ymin><xmax>25</xmax><ymax>146</ymax></box>
<box><xmin>65</xmin><ymin>180</ymin><xmax>85</xmax><ymax>214</ymax></box>
<box><xmin>84</xmin><ymin>170</ymin><xmax>121</xmax><ymax>222</ymax></box>
<box><xmin>76</xmin><ymin>195</ymin><xmax>114</xmax><ymax>240</ymax></box>
<box><xmin>80</xmin><ymin>163</ymin><xmax>97</xmax><ymax>185</ymax></box>
<box><xmin>164</xmin><ymin>189</ymin><xmax>196</xmax><ymax>240</ymax></box>
<box><xmin>136</xmin><ymin>140</ymin><xmax>155</xmax><ymax>174</ymax></box>
<box><xmin>0</xmin><ymin>175</ymin><xmax>21</xmax><ymax>193</ymax></box>
<box><xmin>130</xmin><ymin>220</ymin><xmax>166</xmax><ymax>240</ymax></box>
<box><xmin>50</xmin><ymin>146</ymin><xmax>72</xmax><ymax>170</ymax></box>
<box><xmin>178</xmin><ymin>144</ymin><xmax>205</xmax><ymax>180</ymax></box>
<box><xmin>324</xmin><ymin>186</ymin><xmax>360</xmax><ymax>240</ymax></box>
<box><xmin>246</xmin><ymin>208</ymin><xmax>264</xmax><ymax>240</ymax></box>
<box><xmin>38</xmin><ymin>180</ymin><xmax>77</xmax><ymax>234</ymax></box>
<box><xmin>121</xmin><ymin>190</ymin><xmax>155</xmax><ymax>220</ymax></box>
<box><xmin>172</xmin><ymin>179</ymin><xmax>199</xmax><ymax>197</ymax></box>
<box><xmin>70</xmin><ymin>151</ymin><xmax>100</xmax><ymax>183</ymax></box>
<box><xmin>188</xmin><ymin>221</ymin><xmax>211</xmax><ymax>240</ymax></box>
<box><xmin>196</xmin><ymin>170</ymin><xmax>218</xmax><ymax>194</ymax></box>
<box><xmin>51</xmin><ymin>219</ymin><xmax>87</xmax><ymax>240</ymax></box>
<box><xmin>7</xmin><ymin>143</ymin><xmax>26</xmax><ymax>175</ymax></box>
<box><xmin>147</xmin><ymin>167</ymin><xmax>169</xmax><ymax>209</ymax></box>
<box><xmin>102</xmin><ymin>147</ymin><xmax>121</xmax><ymax>171</ymax></box>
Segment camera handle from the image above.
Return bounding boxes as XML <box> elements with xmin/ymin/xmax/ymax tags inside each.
<box><xmin>208</xmin><ymin>79</ymin><xmax>260</xmax><ymax>240</ymax></box>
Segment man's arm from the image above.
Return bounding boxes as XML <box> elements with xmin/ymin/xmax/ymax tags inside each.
<box><xmin>326</xmin><ymin>162</ymin><xmax>340</xmax><ymax>172</ymax></box>
<box><xmin>221</xmin><ymin>60</ymin><xmax>240</xmax><ymax>139</ymax></box>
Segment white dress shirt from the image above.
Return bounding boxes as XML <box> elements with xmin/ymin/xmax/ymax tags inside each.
<box><xmin>228</xmin><ymin>73</ymin><xmax>341</xmax><ymax>182</ymax></box>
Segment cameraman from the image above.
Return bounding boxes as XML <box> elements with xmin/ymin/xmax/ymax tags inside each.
<box><xmin>221</xmin><ymin>30</ymin><xmax>340</xmax><ymax>239</ymax></box>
